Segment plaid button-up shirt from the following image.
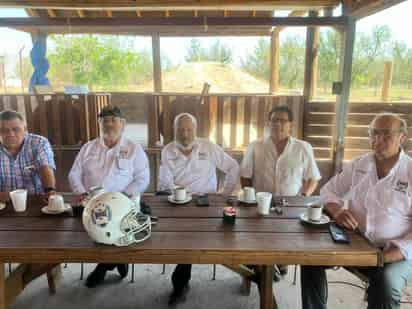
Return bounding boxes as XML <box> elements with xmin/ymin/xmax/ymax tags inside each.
<box><xmin>0</xmin><ymin>133</ymin><xmax>56</xmax><ymax>194</ymax></box>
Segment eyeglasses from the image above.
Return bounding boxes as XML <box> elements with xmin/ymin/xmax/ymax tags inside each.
<box><xmin>99</xmin><ymin>116</ymin><xmax>122</xmax><ymax>124</ymax></box>
<box><xmin>268</xmin><ymin>118</ymin><xmax>291</xmax><ymax>126</ymax></box>
<box><xmin>0</xmin><ymin>127</ymin><xmax>24</xmax><ymax>134</ymax></box>
<box><xmin>368</xmin><ymin>128</ymin><xmax>402</xmax><ymax>140</ymax></box>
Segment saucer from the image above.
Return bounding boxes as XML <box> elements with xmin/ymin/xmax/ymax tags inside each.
<box><xmin>167</xmin><ymin>195</ymin><xmax>192</xmax><ymax>205</ymax></box>
<box><xmin>0</xmin><ymin>203</ymin><xmax>6</xmax><ymax>210</ymax></box>
<box><xmin>41</xmin><ymin>203</ymin><xmax>72</xmax><ymax>214</ymax></box>
<box><xmin>238</xmin><ymin>197</ymin><xmax>257</xmax><ymax>204</ymax></box>
<box><xmin>300</xmin><ymin>213</ymin><xmax>330</xmax><ymax>225</ymax></box>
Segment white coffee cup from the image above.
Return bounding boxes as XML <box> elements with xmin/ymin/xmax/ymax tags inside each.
<box><xmin>174</xmin><ymin>187</ymin><xmax>187</xmax><ymax>202</ymax></box>
<box><xmin>307</xmin><ymin>205</ymin><xmax>323</xmax><ymax>221</ymax></box>
<box><xmin>48</xmin><ymin>194</ymin><xmax>65</xmax><ymax>212</ymax></box>
<box><xmin>243</xmin><ymin>187</ymin><xmax>256</xmax><ymax>202</ymax></box>
<box><xmin>256</xmin><ymin>192</ymin><xmax>272</xmax><ymax>215</ymax></box>
<box><xmin>10</xmin><ymin>189</ymin><xmax>28</xmax><ymax>212</ymax></box>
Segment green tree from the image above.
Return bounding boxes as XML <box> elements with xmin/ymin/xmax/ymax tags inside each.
<box><xmin>185</xmin><ymin>39</ymin><xmax>233</xmax><ymax>64</ymax></box>
<box><xmin>47</xmin><ymin>35</ymin><xmax>153</xmax><ymax>90</ymax></box>
<box><xmin>240</xmin><ymin>38</ymin><xmax>270</xmax><ymax>81</ymax></box>
<box><xmin>279</xmin><ymin>35</ymin><xmax>305</xmax><ymax>89</ymax></box>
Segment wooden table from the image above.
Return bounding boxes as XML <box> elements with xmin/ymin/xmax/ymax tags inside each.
<box><xmin>0</xmin><ymin>194</ymin><xmax>381</xmax><ymax>309</ymax></box>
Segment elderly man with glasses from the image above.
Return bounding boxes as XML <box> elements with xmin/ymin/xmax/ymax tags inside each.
<box><xmin>159</xmin><ymin>112</ymin><xmax>239</xmax><ymax>306</ymax></box>
<box><xmin>0</xmin><ymin>110</ymin><xmax>56</xmax><ymax>200</ymax></box>
<box><xmin>301</xmin><ymin>113</ymin><xmax>412</xmax><ymax>309</ymax></box>
<box><xmin>69</xmin><ymin>105</ymin><xmax>150</xmax><ymax>288</ymax></box>
<box><xmin>240</xmin><ymin>105</ymin><xmax>321</xmax><ymax>281</ymax></box>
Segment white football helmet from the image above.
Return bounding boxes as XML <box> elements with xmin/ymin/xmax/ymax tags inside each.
<box><xmin>82</xmin><ymin>192</ymin><xmax>151</xmax><ymax>246</ymax></box>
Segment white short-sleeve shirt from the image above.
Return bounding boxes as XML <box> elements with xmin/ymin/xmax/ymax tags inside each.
<box><xmin>240</xmin><ymin>137</ymin><xmax>321</xmax><ymax>196</ymax></box>
<box><xmin>159</xmin><ymin>138</ymin><xmax>239</xmax><ymax>195</ymax></box>
<box><xmin>321</xmin><ymin>151</ymin><xmax>412</xmax><ymax>259</ymax></box>
<box><xmin>68</xmin><ymin>136</ymin><xmax>150</xmax><ymax>195</ymax></box>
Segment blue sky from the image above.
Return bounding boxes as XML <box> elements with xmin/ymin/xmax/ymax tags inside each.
<box><xmin>0</xmin><ymin>1</ymin><xmax>411</xmax><ymax>68</ymax></box>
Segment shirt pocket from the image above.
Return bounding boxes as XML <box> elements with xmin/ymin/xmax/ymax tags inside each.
<box><xmin>114</xmin><ymin>158</ymin><xmax>134</xmax><ymax>176</ymax></box>
<box><xmin>382</xmin><ymin>187</ymin><xmax>412</xmax><ymax>216</ymax></box>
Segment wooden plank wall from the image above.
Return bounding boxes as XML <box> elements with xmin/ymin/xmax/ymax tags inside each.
<box><xmin>306</xmin><ymin>102</ymin><xmax>412</xmax><ymax>161</ymax></box>
<box><xmin>0</xmin><ymin>93</ymin><xmax>110</xmax><ymax>146</ymax></box>
<box><xmin>150</xmin><ymin>94</ymin><xmax>304</xmax><ymax>148</ymax></box>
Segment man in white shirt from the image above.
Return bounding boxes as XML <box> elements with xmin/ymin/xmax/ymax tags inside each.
<box><xmin>241</xmin><ymin>105</ymin><xmax>320</xmax><ymax>197</ymax></box>
<box><xmin>301</xmin><ymin>113</ymin><xmax>412</xmax><ymax>309</ymax></box>
<box><xmin>69</xmin><ymin>105</ymin><xmax>150</xmax><ymax>288</ymax></box>
<box><xmin>159</xmin><ymin>113</ymin><xmax>239</xmax><ymax>306</ymax></box>
<box><xmin>240</xmin><ymin>105</ymin><xmax>321</xmax><ymax>280</ymax></box>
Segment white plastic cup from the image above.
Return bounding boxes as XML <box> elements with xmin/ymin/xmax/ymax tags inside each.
<box><xmin>174</xmin><ymin>187</ymin><xmax>187</xmax><ymax>201</ymax></box>
<box><xmin>243</xmin><ymin>187</ymin><xmax>256</xmax><ymax>202</ymax></box>
<box><xmin>48</xmin><ymin>194</ymin><xmax>65</xmax><ymax>211</ymax></box>
<box><xmin>307</xmin><ymin>205</ymin><xmax>323</xmax><ymax>221</ymax></box>
<box><xmin>256</xmin><ymin>192</ymin><xmax>272</xmax><ymax>215</ymax></box>
<box><xmin>10</xmin><ymin>189</ymin><xmax>28</xmax><ymax>212</ymax></box>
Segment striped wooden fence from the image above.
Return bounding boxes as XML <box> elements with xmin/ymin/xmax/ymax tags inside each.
<box><xmin>0</xmin><ymin>93</ymin><xmax>110</xmax><ymax>146</ymax></box>
<box><xmin>306</xmin><ymin>102</ymin><xmax>412</xmax><ymax>160</ymax></box>
<box><xmin>147</xmin><ymin>93</ymin><xmax>305</xmax><ymax>149</ymax></box>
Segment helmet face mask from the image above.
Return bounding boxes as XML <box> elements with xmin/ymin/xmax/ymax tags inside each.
<box><xmin>82</xmin><ymin>192</ymin><xmax>151</xmax><ymax>247</ymax></box>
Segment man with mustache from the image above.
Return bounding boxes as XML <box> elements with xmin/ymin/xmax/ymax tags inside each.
<box><xmin>69</xmin><ymin>105</ymin><xmax>150</xmax><ymax>288</ymax></box>
<box><xmin>159</xmin><ymin>112</ymin><xmax>239</xmax><ymax>306</ymax></box>
<box><xmin>301</xmin><ymin>113</ymin><xmax>412</xmax><ymax>309</ymax></box>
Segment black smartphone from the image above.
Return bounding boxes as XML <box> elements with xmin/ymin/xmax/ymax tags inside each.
<box><xmin>328</xmin><ymin>223</ymin><xmax>350</xmax><ymax>244</ymax></box>
<box><xmin>196</xmin><ymin>194</ymin><xmax>209</xmax><ymax>207</ymax></box>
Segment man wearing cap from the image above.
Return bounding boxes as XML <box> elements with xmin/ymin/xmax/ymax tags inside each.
<box><xmin>240</xmin><ymin>105</ymin><xmax>321</xmax><ymax>281</ymax></box>
<box><xmin>0</xmin><ymin>110</ymin><xmax>56</xmax><ymax>200</ymax></box>
<box><xmin>69</xmin><ymin>105</ymin><xmax>150</xmax><ymax>288</ymax></box>
<box><xmin>159</xmin><ymin>112</ymin><xmax>239</xmax><ymax>306</ymax></box>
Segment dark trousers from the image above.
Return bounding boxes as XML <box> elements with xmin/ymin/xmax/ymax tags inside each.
<box><xmin>171</xmin><ymin>264</ymin><xmax>192</xmax><ymax>292</ymax></box>
<box><xmin>96</xmin><ymin>263</ymin><xmax>124</xmax><ymax>271</ymax></box>
<box><xmin>301</xmin><ymin>261</ymin><xmax>412</xmax><ymax>309</ymax></box>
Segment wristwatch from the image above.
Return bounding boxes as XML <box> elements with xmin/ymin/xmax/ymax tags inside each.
<box><xmin>44</xmin><ymin>187</ymin><xmax>56</xmax><ymax>193</ymax></box>
<box><xmin>301</xmin><ymin>192</ymin><xmax>307</xmax><ymax>197</ymax></box>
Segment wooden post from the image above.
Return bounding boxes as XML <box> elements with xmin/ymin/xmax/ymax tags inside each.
<box><xmin>303</xmin><ymin>11</ymin><xmax>319</xmax><ymax>100</ymax></box>
<box><xmin>0</xmin><ymin>57</ymin><xmax>6</xmax><ymax>94</ymax></box>
<box><xmin>269</xmin><ymin>29</ymin><xmax>280</xmax><ymax>94</ymax></box>
<box><xmin>0</xmin><ymin>263</ymin><xmax>5</xmax><ymax>309</ymax></box>
<box><xmin>332</xmin><ymin>17</ymin><xmax>356</xmax><ymax>174</ymax></box>
<box><xmin>381</xmin><ymin>61</ymin><xmax>393</xmax><ymax>102</ymax></box>
<box><xmin>152</xmin><ymin>33</ymin><xmax>162</xmax><ymax>92</ymax></box>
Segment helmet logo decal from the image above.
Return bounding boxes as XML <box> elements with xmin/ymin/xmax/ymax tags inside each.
<box><xmin>91</xmin><ymin>202</ymin><xmax>112</xmax><ymax>227</ymax></box>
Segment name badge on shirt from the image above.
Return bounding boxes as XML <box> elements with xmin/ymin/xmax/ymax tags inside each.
<box><xmin>198</xmin><ymin>152</ymin><xmax>208</xmax><ymax>160</ymax></box>
<box><xmin>394</xmin><ymin>180</ymin><xmax>408</xmax><ymax>193</ymax></box>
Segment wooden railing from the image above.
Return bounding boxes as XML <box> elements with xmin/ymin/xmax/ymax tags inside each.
<box><xmin>0</xmin><ymin>93</ymin><xmax>110</xmax><ymax>146</ymax></box>
<box><xmin>306</xmin><ymin>102</ymin><xmax>412</xmax><ymax>160</ymax></box>
<box><xmin>146</xmin><ymin>93</ymin><xmax>305</xmax><ymax>149</ymax></box>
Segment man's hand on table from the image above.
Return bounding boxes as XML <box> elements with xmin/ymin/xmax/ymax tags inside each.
<box><xmin>325</xmin><ymin>203</ymin><xmax>359</xmax><ymax>231</ymax></box>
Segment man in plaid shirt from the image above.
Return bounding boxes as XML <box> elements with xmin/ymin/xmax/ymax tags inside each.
<box><xmin>0</xmin><ymin>110</ymin><xmax>56</xmax><ymax>201</ymax></box>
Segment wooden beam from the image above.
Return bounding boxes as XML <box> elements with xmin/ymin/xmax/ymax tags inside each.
<box><xmin>136</xmin><ymin>10</ymin><xmax>142</xmax><ymax>17</ymax></box>
<box><xmin>106</xmin><ymin>10</ymin><xmax>113</xmax><ymax>18</ymax></box>
<box><xmin>0</xmin><ymin>16</ymin><xmax>349</xmax><ymax>27</ymax></box>
<box><xmin>0</xmin><ymin>1</ymin><xmax>341</xmax><ymax>10</ymax></box>
<box><xmin>152</xmin><ymin>33</ymin><xmax>162</xmax><ymax>92</ymax></box>
<box><xmin>381</xmin><ymin>61</ymin><xmax>393</xmax><ymax>102</ymax></box>
<box><xmin>269</xmin><ymin>29</ymin><xmax>280</xmax><ymax>94</ymax></box>
<box><xmin>77</xmin><ymin>10</ymin><xmax>85</xmax><ymax>18</ymax></box>
<box><xmin>332</xmin><ymin>17</ymin><xmax>356</xmax><ymax>173</ymax></box>
<box><xmin>343</xmin><ymin>0</ymin><xmax>406</xmax><ymax>19</ymax></box>
<box><xmin>25</xmin><ymin>8</ymin><xmax>39</xmax><ymax>17</ymax></box>
<box><xmin>303</xmin><ymin>11</ymin><xmax>319</xmax><ymax>100</ymax></box>
<box><xmin>46</xmin><ymin>9</ymin><xmax>56</xmax><ymax>18</ymax></box>
<box><xmin>164</xmin><ymin>10</ymin><xmax>170</xmax><ymax>18</ymax></box>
